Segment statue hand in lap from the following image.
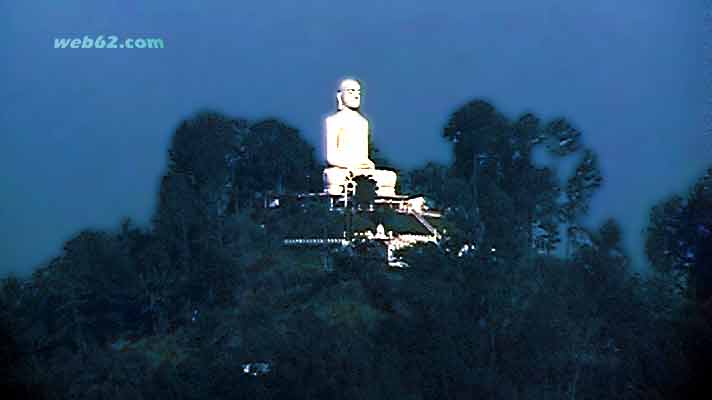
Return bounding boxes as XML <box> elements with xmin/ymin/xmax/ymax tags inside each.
<box><xmin>355</xmin><ymin>159</ymin><xmax>375</xmax><ymax>170</ymax></box>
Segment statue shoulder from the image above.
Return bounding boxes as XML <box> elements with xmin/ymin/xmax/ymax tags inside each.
<box><xmin>325</xmin><ymin>110</ymin><xmax>368</xmax><ymax>129</ymax></box>
<box><xmin>325</xmin><ymin>112</ymin><xmax>343</xmax><ymax>126</ymax></box>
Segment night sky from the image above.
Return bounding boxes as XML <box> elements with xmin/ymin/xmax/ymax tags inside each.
<box><xmin>1</xmin><ymin>1</ymin><xmax>708</xmax><ymax>277</ymax></box>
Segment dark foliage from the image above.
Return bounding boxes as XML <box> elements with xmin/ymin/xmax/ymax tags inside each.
<box><xmin>2</xmin><ymin>107</ymin><xmax>709</xmax><ymax>399</ymax></box>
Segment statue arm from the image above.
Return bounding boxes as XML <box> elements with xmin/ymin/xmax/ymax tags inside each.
<box><xmin>361</xmin><ymin>121</ymin><xmax>375</xmax><ymax>169</ymax></box>
<box><xmin>325</xmin><ymin>117</ymin><xmax>348</xmax><ymax>168</ymax></box>
<box><xmin>359</xmin><ymin>157</ymin><xmax>375</xmax><ymax>169</ymax></box>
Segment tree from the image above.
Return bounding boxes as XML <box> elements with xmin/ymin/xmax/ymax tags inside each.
<box><xmin>236</xmin><ymin>118</ymin><xmax>320</xmax><ymax>197</ymax></box>
<box><xmin>442</xmin><ymin>100</ymin><xmax>510</xmax><ymax>250</ymax></box>
<box><xmin>645</xmin><ymin>167</ymin><xmax>712</xmax><ymax>301</ymax></box>
<box><xmin>406</xmin><ymin>162</ymin><xmax>449</xmax><ymax>207</ymax></box>
<box><xmin>507</xmin><ymin>114</ymin><xmax>543</xmax><ymax>249</ymax></box>
<box><xmin>528</xmin><ymin>167</ymin><xmax>562</xmax><ymax>255</ymax></box>
<box><xmin>598</xmin><ymin>218</ymin><xmax>623</xmax><ymax>253</ymax></box>
<box><xmin>686</xmin><ymin>170</ymin><xmax>712</xmax><ymax>301</ymax></box>
<box><xmin>440</xmin><ymin>101</ymin><xmax>578</xmax><ymax>259</ymax></box>
<box><xmin>562</xmin><ymin>149</ymin><xmax>603</xmax><ymax>221</ymax></box>
<box><xmin>542</xmin><ymin>118</ymin><xmax>583</xmax><ymax>157</ymax></box>
<box><xmin>571</xmin><ymin>218</ymin><xmax>628</xmax><ymax>286</ymax></box>
<box><xmin>442</xmin><ymin>99</ymin><xmax>509</xmax><ymax>181</ymax></box>
<box><xmin>167</xmin><ymin>111</ymin><xmax>239</xmax><ymax>213</ymax></box>
<box><xmin>561</xmin><ymin>149</ymin><xmax>603</xmax><ymax>256</ymax></box>
<box><xmin>152</xmin><ymin>172</ymin><xmax>202</xmax><ymax>269</ymax></box>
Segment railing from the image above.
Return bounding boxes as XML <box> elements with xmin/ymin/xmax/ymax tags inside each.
<box><xmin>283</xmin><ymin>238</ymin><xmax>348</xmax><ymax>246</ymax></box>
<box><xmin>409</xmin><ymin>211</ymin><xmax>437</xmax><ymax>237</ymax></box>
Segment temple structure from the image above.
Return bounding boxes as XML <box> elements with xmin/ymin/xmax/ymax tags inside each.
<box><xmin>270</xmin><ymin>78</ymin><xmax>443</xmax><ymax>268</ymax></box>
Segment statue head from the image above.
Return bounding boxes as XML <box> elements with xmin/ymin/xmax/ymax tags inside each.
<box><xmin>336</xmin><ymin>78</ymin><xmax>361</xmax><ymax>111</ymax></box>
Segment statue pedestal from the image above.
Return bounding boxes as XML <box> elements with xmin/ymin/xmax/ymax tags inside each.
<box><xmin>323</xmin><ymin>167</ymin><xmax>396</xmax><ymax>197</ymax></box>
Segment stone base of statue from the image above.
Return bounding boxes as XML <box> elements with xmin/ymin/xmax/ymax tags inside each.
<box><xmin>269</xmin><ymin>171</ymin><xmax>442</xmax><ymax>269</ymax></box>
<box><xmin>323</xmin><ymin>167</ymin><xmax>397</xmax><ymax>197</ymax></box>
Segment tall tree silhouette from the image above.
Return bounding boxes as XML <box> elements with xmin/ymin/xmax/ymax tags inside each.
<box><xmin>561</xmin><ymin>149</ymin><xmax>603</xmax><ymax>256</ymax></box>
<box><xmin>442</xmin><ymin>100</ymin><xmax>509</xmax><ymax>249</ymax></box>
<box><xmin>236</xmin><ymin>118</ymin><xmax>320</xmax><ymax>197</ymax></box>
<box><xmin>646</xmin><ymin>167</ymin><xmax>712</xmax><ymax>301</ymax></box>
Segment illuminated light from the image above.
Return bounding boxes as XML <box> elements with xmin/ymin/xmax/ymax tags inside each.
<box><xmin>241</xmin><ymin>362</ymin><xmax>272</xmax><ymax>376</ymax></box>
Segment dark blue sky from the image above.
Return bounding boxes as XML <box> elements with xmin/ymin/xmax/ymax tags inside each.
<box><xmin>1</xmin><ymin>1</ymin><xmax>708</xmax><ymax>276</ymax></box>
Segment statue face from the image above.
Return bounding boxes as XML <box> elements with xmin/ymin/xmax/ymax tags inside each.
<box><xmin>339</xmin><ymin>79</ymin><xmax>361</xmax><ymax>110</ymax></box>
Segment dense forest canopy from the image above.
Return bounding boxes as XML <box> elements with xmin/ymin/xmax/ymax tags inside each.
<box><xmin>1</xmin><ymin>100</ymin><xmax>711</xmax><ymax>399</ymax></box>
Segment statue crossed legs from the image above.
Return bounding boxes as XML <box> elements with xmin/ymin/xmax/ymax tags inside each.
<box><xmin>324</xmin><ymin>167</ymin><xmax>397</xmax><ymax>197</ymax></box>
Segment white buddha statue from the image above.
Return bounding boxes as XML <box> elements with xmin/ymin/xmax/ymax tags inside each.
<box><xmin>323</xmin><ymin>78</ymin><xmax>397</xmax><ymax>197</ymax></box>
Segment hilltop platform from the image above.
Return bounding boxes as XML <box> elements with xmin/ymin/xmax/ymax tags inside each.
<box><xmin>264</xmin><ymin>189</ymin><xmax>443</xmax><ymax>268</ymax></box>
